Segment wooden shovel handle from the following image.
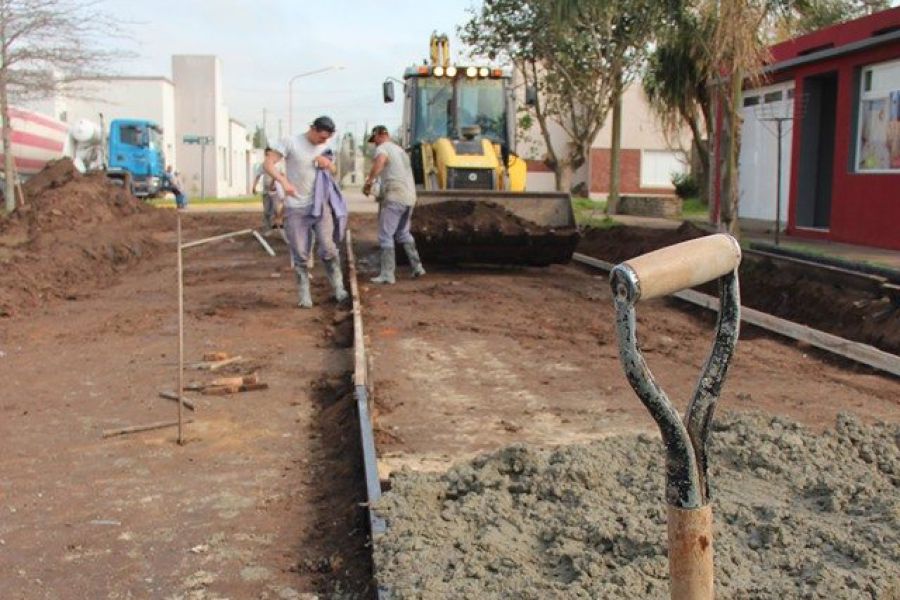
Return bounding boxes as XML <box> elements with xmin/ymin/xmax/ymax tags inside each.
<box><xmin>624</xmin><ymin>234</ymin><xmax>741</xmax><ymax>302</ymax></box>
<box><xmin>668</xmin><ymin>504</ymin><xmax>714</xmax><ymax>600</ymax></box>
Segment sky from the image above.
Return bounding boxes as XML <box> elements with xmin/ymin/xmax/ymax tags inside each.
<box><xmin>102</xmin><ymin>0</ymin><xmax>482</xmax><ymax>145</ymax></box>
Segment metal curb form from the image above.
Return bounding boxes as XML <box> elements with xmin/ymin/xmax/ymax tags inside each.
<box><xmin>345</xmin><ymin>232</ymin><xmax>390</xmax><ymax>599</ymax></box>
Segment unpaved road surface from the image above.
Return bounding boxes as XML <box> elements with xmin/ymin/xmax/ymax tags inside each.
<box><xmin>352</xmin><ymin>215</ymin><xmax>899</xmax><ymax>478</ymax></box>
<box><xmin>1</xmin><ymin>213</ymin><xmax>370</xmax><ymax>599</ymax></box>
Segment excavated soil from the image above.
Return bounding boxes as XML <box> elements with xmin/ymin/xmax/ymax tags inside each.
<box><xmin>375</xmin><ymin>412</ymin><xmax>900</xmax><ymax>599</ymax></box>
<box><xmin>0</xmin><ymin>159</ymin><xmax>174</xmax><ymax>317</ymax></box>
<box><xmin>411</xmin><ymin>200</ymin><xmax>579</xmax><ymax>266</ymax></box>
<box><xmin>578</xmin><ymin>223</ymin><xmax>900</xmax><ymax>354</ymax></box>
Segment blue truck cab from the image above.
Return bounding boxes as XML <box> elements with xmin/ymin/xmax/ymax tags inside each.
<box><xmin>108</xmin><ymin>119</ymin><xmax>165</xmax><ymax>198</ymax></box>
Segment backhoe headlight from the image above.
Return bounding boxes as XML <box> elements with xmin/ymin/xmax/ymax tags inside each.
<box><xmin>433</xmin><ymin>66</ymin><xmax>444</xmax><ymax>77</ymax></box>
<box><xmin>446</xmin><ymin>66</ymin><xmax>457</xmax><ymax>77</ymax></box>
<box><xmin>466</xmin><ymin>66</ymin><xmax>477</xmax><ymax>77</ymax></box>
<box><xmin>478</xmin><ymin>67</ymin><xmax>489</xmax><ymax>77</ymax></box>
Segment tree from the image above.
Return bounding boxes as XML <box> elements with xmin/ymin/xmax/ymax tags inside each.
<box><xmin>252</xmin><ymin>126</ymin><xmax>267</xmax><ymax>149</ymax></box>
<box><xmin>548</xmin><ymin>1</ymin><xmax>663</xmax><ymax>212</ymax></box>
<box><xmin>643</xmin><ymin>0</ymin><xmax>888</xmax><ymax>234</ymax></box>
<box><xmin>643</xmin><ymin>8</ymin><xmax>716</xmax><ymax>205</ymax></box>
<box><xmin>0</xmin><ymin>0</ymin><xmax>125</xmax><ymax>212</ymax></box>
<box><xmin>461</xmin><ymin>0</ymin><xmax>663</xmax><ymax>193</ymax></box>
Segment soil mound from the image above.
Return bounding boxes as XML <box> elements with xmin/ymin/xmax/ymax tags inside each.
<box><xmin>578</xmin><ymin>223</ymin><xmax>899</xmax><ymax>354</ymax></box>
<box><xmin>375</xmin><ymin>412</ymin><xmax>900</xmax><ymax>599</ymax></box>
<box><xmin>411</xmin><ymin>200</ymin><xmax>579</xmax><ymax>266</ymax></box>
<box><xmin>0</xmin><ymin>159</ymin><xmax>174</xmax><ymax>317</ymax></box>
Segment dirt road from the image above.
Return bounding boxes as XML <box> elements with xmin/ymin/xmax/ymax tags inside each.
<box><xmin>351</xmin><ymin>215</ymin><xmax>900</xmax><ymax>478</ymax></box>
<box><xmin>0</xmin><ymin>213</ymin><xmax>370</xmax><ymax>599</ymax></box>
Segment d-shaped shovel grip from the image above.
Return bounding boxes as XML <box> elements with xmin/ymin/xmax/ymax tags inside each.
<box><xmin>614</xmin><ymin>234</ymin><xmax>742</xmax><ymax>303</ymax></box>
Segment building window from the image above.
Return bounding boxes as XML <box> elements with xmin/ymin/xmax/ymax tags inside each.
<box><xmin>640</xmin><ymin>150</ymin><xmax>689</xmax><ymax>188</ymax></box>
<box><xmin>856</xmin><ymin>58</ymin><xmax>900</xmax><ymax>172</ymax></box>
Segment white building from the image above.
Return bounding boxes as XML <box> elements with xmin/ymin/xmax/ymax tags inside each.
<box><xmin>517</xmin><ymin>79</ymin><xmax>692</xmax><ymax>196</ymax></box>
<box><xmin>172</xmin><ymin>55</ymin><xmax>251</xmax><ymax>198</ymax></box>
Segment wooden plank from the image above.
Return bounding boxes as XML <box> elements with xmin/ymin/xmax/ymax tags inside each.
<box><xmin>346</xmin><ymin>231</ymin><xmax>367</xmax><ymax>387</ymax></box>
<box><xmin>188</xmin><ymin>356</ymin><xmax>244</xmax><ymax>371</ymax></box>
<box><xmin>103</xmin><ymin>419</ymin><xmax>194</xmax><ymax>439</ymax></box>
<box><xmin>201</xmin><ymin>382</ymin><xmax>269</xmax><ymax>396</ymax></box>
<box><xmin>181</xmin><ymin>228</ymin><xmax>254</xmax><ymax>249</ymax></box>
<box><xmin>572</xmin><ymin>253</ymin><xmax>900</xmax><ymax>378</ymax></box>
<box><xmin>158</xmin><ymin>391</ymin><xmax>197</xmax><ymax>411</ymax></box>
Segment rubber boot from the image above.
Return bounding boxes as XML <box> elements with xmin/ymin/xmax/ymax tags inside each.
<box><xmin>295</xmin><ymin>265</ymin><xmax>313</xmax><ymax>308</ymax></box>
<box><xmin>370</xmin><ymin>247</ymin><xmax>396</xmax><ymax>285</ymax></box>
<box><xmin>403</xmin><ymin>242</ymin><xmax>426</xmax><ymax>278</ymax></box>
<box><xmin>324</xmin><ymin>258</ymin><xmax>349</xmax><ymax>303</ymax></box>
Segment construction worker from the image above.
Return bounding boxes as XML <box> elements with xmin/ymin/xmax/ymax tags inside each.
<box><xmin>264</xmin><ymin>116</ymin><xmax>348</xmax><ymax>308</ymax></box>
<box><xmin>164</xmin><ymin>165</ymin><xmax>186</xmax><ymax>209</ymax></box>
<box><xmin>252</xmin><ymin>147</ymin><xmax>281</xmax><ymax>232</ymax></box>
<box><xmin>363</xmin><ymin>125</ymin><xmax>426</xmax><ymax>284</ymax></box>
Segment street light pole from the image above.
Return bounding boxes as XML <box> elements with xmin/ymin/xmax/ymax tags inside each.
<box><xmin>288</xmin><ymin>65</ymin><xmax>345</xmax><ymax>137</ymax></box>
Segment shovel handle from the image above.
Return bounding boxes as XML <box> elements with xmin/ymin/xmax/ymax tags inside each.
<box><xmin>613</xmin><ymin>234</ymin><xmax>741</xmax><ymax>303</ymax></box>
<box><xmin>668</xmin><ymin>504</ymin><xmax>714</xmax><ymax>600</ymax></box>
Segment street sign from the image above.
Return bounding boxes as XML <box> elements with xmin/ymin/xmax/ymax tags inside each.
<box><xmin>182</xmin><ymin>135</ymin><xmax>213</xmax><ymax>145</ymax></box>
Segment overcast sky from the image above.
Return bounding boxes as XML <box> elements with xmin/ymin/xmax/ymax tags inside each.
<box><xmin>103</xmin><ymin>0</ymin><xmax>480</xmax><ymax>144</ymax></box>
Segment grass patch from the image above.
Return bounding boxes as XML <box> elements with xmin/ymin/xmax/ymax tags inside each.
<box><xmin>681</xmin><ymin>197</ymin><xmax>709</xmax><ymax>219</ymax></box>
<box><xmin>571</xmin><ymin>196</ymin><xmax>614</xmax><ymax>228</ymax></box>
<box><xmin>149</xmin><ymin>195</ymin><xmax>260</xmax><ymax>207</ymax></box>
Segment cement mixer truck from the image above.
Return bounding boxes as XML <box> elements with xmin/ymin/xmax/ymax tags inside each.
<box><xmin>65</xmin><ymin>117</ymin><xmax>166</xmax><ymax>197</ymax></box>
<box><xmin>1</xmin><ymin>107</ymin><xmax>167</xmax><ymax>198</ymax></box>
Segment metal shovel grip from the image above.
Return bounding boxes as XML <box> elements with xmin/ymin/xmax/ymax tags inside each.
<box><xmin>613</xmin><ymin>234</ymin><xmax>742</xmax><ymax>303</ymax></box>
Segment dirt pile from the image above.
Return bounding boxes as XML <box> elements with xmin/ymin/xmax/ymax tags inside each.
<box><xmin>375</xmin><ymin>412</ymin><xmax>900</xmax><ymax>599</ymax></box>
<box><xmin>578</xmin><ymin>223</ymin><xmax>899</xmax><ymax>354</ymax></box>
<box><xmin>411</xmin><ymin>200</ymin><xmax>579</xmax><ymax>266</ymax></box>
<box><xmin>0</xmin><ymin>159</ymin><xmax>174</xmax><ymax>317</ymax></box>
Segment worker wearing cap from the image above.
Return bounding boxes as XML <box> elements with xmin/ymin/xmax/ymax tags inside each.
<box><xmin>264</xmin><ymin>116</ymin><xmax>348</xmax><ymax>308</ymax></box>
<box><xmin>363</xmin><ymin>125</ymin><xmax>426</xmax><ymax>284</ymax></box>
<box><xmin>252</xmin><ymin>147</ymin><xmax>282</xmax><ymax>232</ymax></box>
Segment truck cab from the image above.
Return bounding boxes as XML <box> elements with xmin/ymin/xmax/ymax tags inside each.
<box><xmin>108</xmin><ymin>119</ymin><xmax>165</xmax><ymax>198</ymax></box>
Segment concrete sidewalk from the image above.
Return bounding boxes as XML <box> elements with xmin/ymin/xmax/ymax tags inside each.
<box><xmin>599</xmin><ymin>213</ymin><xmax>899</xmax><ymax>270</ymax></box>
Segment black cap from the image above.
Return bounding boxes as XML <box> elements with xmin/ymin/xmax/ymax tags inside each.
<box><xmin>312</xmin><ymin>115</ymin><xmax>336</xmax><ymax>133</ymax></box>
<box><xmin>367</xmin><ymin>125</ymin><xmax>389</xmax><ymax>143</ymax></box>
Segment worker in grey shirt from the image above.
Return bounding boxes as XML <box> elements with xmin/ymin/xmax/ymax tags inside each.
<box><xmin>363</xmin><ymin>125</ymin><xmax>425</xmax><ymax>284</ymax></box>
<box><xmin>265</xmin><ymin>116</ymin><xmax>348</xmax><ymax>307</ymax></box>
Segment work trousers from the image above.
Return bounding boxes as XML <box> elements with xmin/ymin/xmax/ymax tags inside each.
<box><xmin>284</xmin><ymin>205</ymin><xmax>339</xmax><ymax>266</ymax></box>
<box><xmin>262</xmin><ymin>191</ymin><xmax>279</xmax><ymax>230</ymax></box>
<box><xmin>378</xmin><ymin>200</ymin><xmax>415</xmax><ymax>249</ymax></box>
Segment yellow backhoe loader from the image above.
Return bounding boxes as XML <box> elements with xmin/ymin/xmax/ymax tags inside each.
<box><xmin>380</xmin><ymin>33</ymin><xmax>577</xmax><ymax>265</ymax></box>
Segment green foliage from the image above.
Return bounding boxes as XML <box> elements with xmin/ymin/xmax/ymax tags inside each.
<box><xmin>777</xmin><ymin>0</ymin><xmax>891</xmax><ymax>36</ymax></box>
<box><xmin>571</xmin><ymin>196</ymin><xmax>613</xmax><ymax>227</ymax></box>
<box><xmin>672</xmin><ymin>172</ymin><xmax>700</xmax><ymax>199</ymax></box>
<box><xmin>681</xmin><ymin>197</ymin><xmax>709</xmax><ymax>219</ymax></box>
<box><xmin>252</xmin><ymin>126</ymin><xmax>267</xmax><ymax>149</ymax></box>
<box><xmin>460</xmin><ymin>0</ymin><xmax>667</xmax><ymax>185</ymax></box>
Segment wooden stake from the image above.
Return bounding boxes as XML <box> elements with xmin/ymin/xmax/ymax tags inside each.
<box><xmin>158</xmin><ymin>391</ymin><xmax>196</xmax><ymax>411</ymax></box>
<box><xmin>103</xmin><ymin>419</ymin><xmax>194</xmax><ymax>439</ymax></box>
<box><xmin>176</xmin><ymin>211</ymin><xmax>185</xmax><ymax>445</ymax></box>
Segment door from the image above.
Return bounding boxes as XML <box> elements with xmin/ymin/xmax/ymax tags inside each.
<box><xmin>796</xmin><ymin>72</ymin><xmax>837</xmax><ymax>229</ymax></box>
<box><xmin>739</xmin><ymin>83</ymin><xmax>794</xmax><ymax>226</ymax></box>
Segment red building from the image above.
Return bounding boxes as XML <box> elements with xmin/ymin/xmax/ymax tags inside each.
<box><xmin>715</xmin><ymin>8</ymin><xmax>900</xmax><ymax>250</ymax></box>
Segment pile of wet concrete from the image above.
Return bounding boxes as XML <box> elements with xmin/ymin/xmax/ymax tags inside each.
<box><xmin>0</xmin><ymin>159</ymin><xmax>174</xmax><ymax>316</ymax></box>
<box><xmin>375</xmin><ymin>412</ymin><xmax>900</xmax><ymax>599</ymax></box>
<box><xmin>410</xmin><ymin>200</ymin><xmax>579</xmax><ymax>266</ymax></box>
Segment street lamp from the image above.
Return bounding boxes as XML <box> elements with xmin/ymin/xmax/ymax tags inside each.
<box><xmin>288</xmin><ymin>65</ymin><xmax>345</xmax><ymax>136</ymax></box>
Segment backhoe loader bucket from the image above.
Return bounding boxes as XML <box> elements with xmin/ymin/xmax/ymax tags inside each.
<box><xmin>410</xmin><ymin>190</ymin><xmax>579</xmax><ymax>266</ymax></box>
